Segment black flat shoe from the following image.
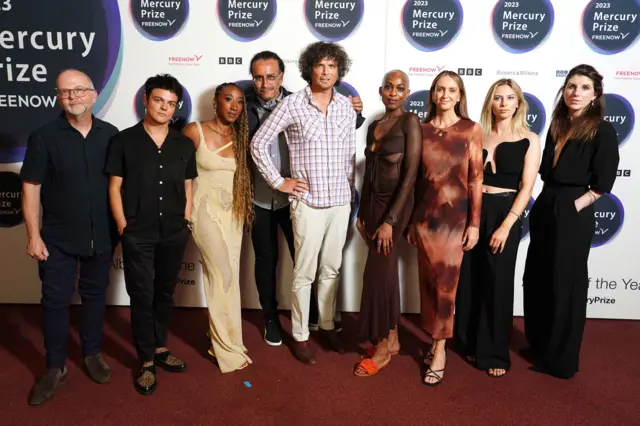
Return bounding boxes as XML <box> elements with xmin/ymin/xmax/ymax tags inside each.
<box><xmin>154</xmin><ymin>351</ymin><xmax>187</xmax><ymax>373</ymax></box>
<box><xmin>134</xmin><ymin>365</ymin><xmax>157</xmax><ymax>396</ymax></box>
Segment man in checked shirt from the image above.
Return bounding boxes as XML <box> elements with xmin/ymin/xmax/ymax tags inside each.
<box><xmin>251</xmin><ymin>41</ymin><xmax>357</xmax><ymax>365</ymax></box>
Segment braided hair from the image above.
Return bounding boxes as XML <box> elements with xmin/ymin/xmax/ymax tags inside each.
<box><xmin>214</xmin><ymin>83</ymin><xmax>254</xmax><ymax>229</ymax></box>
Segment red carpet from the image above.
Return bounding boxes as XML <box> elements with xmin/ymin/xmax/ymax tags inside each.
<box><xmin>1</xmin><ymin>305</ymin><xmax>638</xmax><ymax>425</ymax></box>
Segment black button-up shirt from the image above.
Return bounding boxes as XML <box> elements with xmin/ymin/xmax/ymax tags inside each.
<box><xmin>20</xmin><ymin>112</ymin><xmax>119</xmax><ymax>256</ymax></box>
<box><xmin>105</xmin><ymin>121</ymin><xmax>197</xmax><ymax>239</ymax></box>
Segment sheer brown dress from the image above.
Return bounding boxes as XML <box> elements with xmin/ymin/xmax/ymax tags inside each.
<box><xmin>411</xmin><ymin>119</ymin><xmax>483</xmax><ymax>340</ymax></box>
<box><xmin>358</xmin><ymin>112</ymin><xmax>422</xmax><ymax>341</ymax></box>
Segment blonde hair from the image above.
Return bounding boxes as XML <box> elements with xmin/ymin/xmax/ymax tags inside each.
<box><xmin>479</xmin><ymin>79</ymin><xmax>529</xmax><ymax>136</ymax></box>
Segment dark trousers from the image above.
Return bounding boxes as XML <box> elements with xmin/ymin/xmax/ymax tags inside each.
<box><xmin>121</xmin><ymin>228</ymin><xmax>189</xmax><ymax>363</ymax></box>
<box><xmin>251</xmin><ymin>204</ymin><xmax>318</xmax><ymax>322</ymax></box>
<box><xmin>39</xmin><ymin>244</ymin><xmax>113</xmax><ymax>369</ymax></box>
<box><xmin>455</xmin><ymin>192</ymin><xmax>522</xmax><ymax>371</ymax></box>
<box><xmin>522</xmin><ymin>184</ymin><xmax>594</xmax><ymax>378</ymax></box>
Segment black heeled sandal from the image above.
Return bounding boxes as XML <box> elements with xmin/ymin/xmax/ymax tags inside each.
<box><xmin>423</xmin><ymin>367</ymin><xmax>444</xmax><ymax>387</ymax></box>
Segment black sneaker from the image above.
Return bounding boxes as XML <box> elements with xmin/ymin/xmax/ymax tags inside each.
<box><xmin>264</xmin><ymin>319</ymin><xmax>282</xmax><ymax>346</ymax></box>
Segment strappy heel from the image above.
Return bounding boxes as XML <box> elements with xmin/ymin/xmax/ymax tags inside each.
<box><xmin>423</xmin><ymin>367</ymin><xmax>444</xmax><ymax>387</ymax></box>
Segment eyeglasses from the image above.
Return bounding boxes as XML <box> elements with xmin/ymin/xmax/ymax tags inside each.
<box><xmin>252</xmin><ymin>72</ymin><xmax>282</xmax><ymax>83</ymax></box>
<box><xmin>55</xmin><ymin>87</ymin><xmax>95</xmax><ymax>98</ymax></box>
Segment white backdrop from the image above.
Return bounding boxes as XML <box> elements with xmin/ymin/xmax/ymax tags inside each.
<box><xmin>0</xmin><ymin>0</ymin><xmax>638</xmax><ymax>319</ymax></box>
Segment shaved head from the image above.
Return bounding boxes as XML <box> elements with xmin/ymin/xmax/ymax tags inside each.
<box><xmin>56</xmin><ymin>69</ymin><xmax>94</xmax><ymax>90</ymax></box>
<box><xmin>382</xmin><ymin>69</ymin><xmax>409</xmax><ymax>88</ymax></box>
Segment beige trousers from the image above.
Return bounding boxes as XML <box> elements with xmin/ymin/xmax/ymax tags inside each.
<box><xmin>289</xmin><ymin>200</ymin><xmax>350</xmax><ymax>342</ymax></box>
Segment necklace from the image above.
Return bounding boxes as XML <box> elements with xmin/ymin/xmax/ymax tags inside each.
<box><xmin>205</xmin><ymin>121</ymin><xmax>232</xmax><ymax>137</ymax></box>
<box><xmin>432</xmin><ymin>118</ymin><xmax>459</xmax><ymax>137</ymax></box>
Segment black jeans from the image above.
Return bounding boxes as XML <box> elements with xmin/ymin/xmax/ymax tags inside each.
<box><xmin>39</xmin><ymin>244</ymin><xmax>113</xmax><ymax>369</ymax></box>
<box><xmin>251</xmin><ymin>204</ymin><xmax>319</xmax><ymax>323</ymax></box>
<box><xmin>121</xmin><ymin>227</ymin><xmax>189</xmax><ymax>363</ymax></box>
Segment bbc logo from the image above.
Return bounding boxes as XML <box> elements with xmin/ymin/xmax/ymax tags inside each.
<box><xmin>556</xmin><ymin>70</ymin><xmax>568</xmax><ymax>77</ymax></box>
<box><xmin>458</xmin><ymin>68</ymin><xmax>482</xmax><ymax>76</ymax></box>
<box><xmin>219</xmin><ymin>57</ymin><xmax>243</xmax><ymax>65</ymax></box>
<box><xmin>617</xmin><ymin>169</ymin><xmax>631</xmax><ymax>177</ymax></box>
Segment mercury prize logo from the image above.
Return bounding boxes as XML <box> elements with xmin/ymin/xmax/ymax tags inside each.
<box><xmin>491</xmin><ymin>0</ymin><xmax>555</xmax><ymax>53</ymax></box>
<box><xmin>134</xmin><ymin>84</ymin><xmax>192</xmax><ymax>126</ymax></box>
<box><xmin>523</xmin><ymin>92</ymin><xmax>546</xmax><ymax>136</ymax></box>
<box><xmin>305</xmin><ymin>0</ymin><xmax>364</xmax><ymax>41</ymax></box>
<box><xmin>0</xmin><ymin>172</ymin><xmax>23</xmax><ymax>227</ymax></box>
<box><xmin>401</xmin><ymin>0</ymin><xmax>464</xmax><ymax>52</ymax></box>
<box><xmin>592</xmin><ymin>193</ymin><xmax>624</xmax><ymax>247</ymax></box>
<box><xmin>403</xmin><ymin>90</ymin><xmax>430</xmax><ymax>121</ymax></box>
<box><xmin>520</xmin><ymin>196</ymin><xmax>534</xmax><ymax>241</ymax></box>
<box><xmin>0</xmin><ymin>0</ymin><xmax>122</xmax><ymax>164</ymax></box>
<box><xmin>603</xmin><ymin>93</ymin><xmax>635</xmax><ymax>146</ymax></box>
<box><xmin>582</xmin><ymin>0</ymin><xmax>640</xmax><ymax>55</ymax></box>
<box><xmin>218</xmin><ymin>0</ymin><xmax>277</xmax><ymax>42</ymax></box>
<box><xmin>131</xmin><ymin>0</ymin><xmax>189</xmax><ymax>41</ymax></box>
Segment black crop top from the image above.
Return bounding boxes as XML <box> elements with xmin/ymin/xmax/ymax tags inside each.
<box><xmin>482</xmin><ymin>138</ymin><xmax>530</xmax><ymax>190</ymax></box>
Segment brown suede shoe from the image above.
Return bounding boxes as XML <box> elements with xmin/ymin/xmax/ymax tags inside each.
<box><xmin>293</xmin><ymin>341</ymin><xmax>316</xmax><ymax>365</ymax></box>
<box><xmin>84</xmin><ymin>354</ymin><xmax>111</xmax><ymax>384</ymax></box>
<box><xmin>28</xmin><ymin>367</ymin><xmax>67</xmax><ymax>406</ymax></box>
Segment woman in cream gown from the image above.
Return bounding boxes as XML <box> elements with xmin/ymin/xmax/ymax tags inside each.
<box><xmin>183</xmin><ymin>82</ymin><xmax>254</xmax><ymax>373</ymax></box>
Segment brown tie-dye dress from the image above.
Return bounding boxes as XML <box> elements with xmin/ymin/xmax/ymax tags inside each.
<box><xmin>412</xmin><ymin>119</ymin><xmax>483</xmax><ymax>340</ymax></box>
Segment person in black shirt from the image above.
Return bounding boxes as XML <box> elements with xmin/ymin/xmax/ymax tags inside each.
<box><xmin>522</xmin><ymin>64</ymin><xmax>620</xmax><ymax>379</ymax></box>
<box><xmin>21</xmin><ymin>69</ymin><xmax>119</xmax><ymax>406</ymax></box>
<box><xmin>106</xmin><ymin>74</ymin><xmax>197</xmax><ymax>395</ymax></box>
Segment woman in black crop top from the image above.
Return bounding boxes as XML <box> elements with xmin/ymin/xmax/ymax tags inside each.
<box><xmin>454</xmin><ymin>78</ymin><xmax>540</xmax><ymax>378</ymax></box>
<box><xmin>522</xmin><ymin>65</ymin><xmax>619</xmax><ymax>379</ymax></box>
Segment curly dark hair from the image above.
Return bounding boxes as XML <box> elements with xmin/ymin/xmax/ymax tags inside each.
<box><xmin>298</xmin><ymin>41</ymin><xmax>351</xmax><ymax>86</ymax></box>
<box><xmin>144</xmin><ymin>74</ymin><xmax>183</xmax><ymax>102</ymax></box>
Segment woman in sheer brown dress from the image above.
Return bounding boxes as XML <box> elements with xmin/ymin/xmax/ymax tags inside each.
<box><xmin>407</xmin><ymin>70</ymin><xmax>483</xmax><ymax>386</ymax></box>
<box><xmin>353</xmin><ymin>70</ymin><xmax>422</xmax><ymax>376</ymax></box>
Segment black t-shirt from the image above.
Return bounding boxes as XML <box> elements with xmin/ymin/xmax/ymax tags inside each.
<box><xmin>540</xmin><ymin>120</ymin><xmax>620</xmax><ymax>193</ymax></box>
<box><xmin>20</xmin><ymin>112</ymin><xmax>119</xmax><ymax>256</ymax></box>
<box><xmin>105</xmin><ymin>121</ymin><xmax>197</xmax><ymax>239</ymax></box>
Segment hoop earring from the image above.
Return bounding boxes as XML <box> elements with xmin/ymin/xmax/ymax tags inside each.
<box><xmin>212</xmin><ymin>102</ymin><xmax>217</xmax><ymax>118</ymax></box>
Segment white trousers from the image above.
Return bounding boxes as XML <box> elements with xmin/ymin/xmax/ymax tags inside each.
<box><xmin>290</xmin><ymin>200</ymin><xmax>350</xmax><ymax>341</ymax></box>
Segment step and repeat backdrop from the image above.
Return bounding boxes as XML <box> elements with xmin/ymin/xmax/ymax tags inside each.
<box><xmin>0</xmin><ymin>0</ymin><xmax>638</xmax><ymax>319</ymax></box>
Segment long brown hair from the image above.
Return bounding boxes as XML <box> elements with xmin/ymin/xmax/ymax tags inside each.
<box><xmin>424</xmin><ymin>70</ymin><xmax>470</xmax><ymax>122</ymax></box>
<box><xmin>214</xmin><ymin>83</ymin><xmax>254</xmax><ymax>228</ymax></box>
<box><xmin>479</xmin><ymin>78</ymin><xmax>529</xmax><ymax>136</ymax></box>
<box><xmin>550</xmin><ymin>64</ymin><xmax>604</xmax><ymax>142</ymax></box>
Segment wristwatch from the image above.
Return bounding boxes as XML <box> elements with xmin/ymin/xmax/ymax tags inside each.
<box><xmin>385</xmin><ymin>214</ymin><xmax>398</xmax><ymax>226</ymax></box>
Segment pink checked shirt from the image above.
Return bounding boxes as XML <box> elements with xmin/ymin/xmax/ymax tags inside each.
<box><xmin>250</xmin><ymin>85</ymin><xmax>357</xmax><ymax>208</ymax></box>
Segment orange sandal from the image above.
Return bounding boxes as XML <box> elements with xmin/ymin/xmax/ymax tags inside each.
<box><xmin>353</xmin><ymin>357</ymin><xmax>391</xmax><ymax>377</ymax></box>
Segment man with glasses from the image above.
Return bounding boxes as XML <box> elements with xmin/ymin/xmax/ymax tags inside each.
<box><xmin>21</xmin><ymin>69</ymin><xmax>119</xmax><ymax>406</ymax></box>
<box><xmin>106</xmin><ymin>74</ymin><xmax>196</xmax><ymax>396</ymax></box>
<box><xmin>246</xmin><ymin>51</ymin><xmax>364</xmax><ymax>347</ymax></box>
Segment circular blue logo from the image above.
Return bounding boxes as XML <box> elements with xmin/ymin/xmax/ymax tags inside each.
<box><xmin>403</xmin><ymin>90</ymin><xmax>430</xmax><ymax>122</ymax></box>
<box><xmin>131</xmin><ymin>0</ymin><xmax>189</xmax><ymax>41</ymax></box>
<box><xmin>401</xmin><ymin>0</ymin><xmax>464</xmax><ymax>52</ymax></box>
<box><xmin>350</xmin><ymin>188</ymin><xmax>360</xmax><ymax>224</ymax></box>
<box><xmin>218</xmin><ymin>0</ymin><xmax>277</xmax><ymax>42</ymax></box>
<box><xmin>0</xmin><ymin>0</ymin><xmax>122</xmax><ymax>164</ymax></box>
<box><xmin>520</xmin><ymin>196</ymin><xmax>535</xmax><ymax>241</ymax></box>
<box><xmin>335</xmin><ymin>81</ymin><xmax>360</xmax><ymax>99</ymax></box>
<box><xmin>603</xmin><ymin>93</ymin><xmax>635</xmax><ymax>146</ymax></box>
<box><xmin>491</xmin><ymin>0</ymin><xmax>555</xmax><ymax>53</ymax></box>
<box><xmin>234</xmin><ymin>79</ymin><xmax>255</xmax><ymax>94</ymax></box>
<box><xmin>0</xmin><ymin>172</ymin><xmax>23</xmax><ymax>228</ymax></box>
<box><xmin>134</xmin><ymin>83</ymin><xmax>192</xmax><ymax>127</ymax></box>
<box><xmin>582</xmin><ymin>0</ymin><xmax>640</xmax><ymax>55</ymax></box>
<box><xmin>592</xmin><ymin>193</ymin><xmax>624</xmax><ymax>247</ymax></box>
<box><xmin>523</xmin><ymin>92</ymin><xmax>546</xmax><ymax>135</ymax></box>
<box><xmin>305</xmin><ymin>0</ymin><xmax>364</xmax><ymax>41</ymax></box>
